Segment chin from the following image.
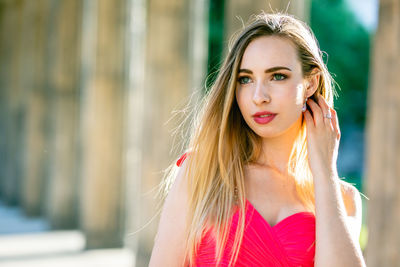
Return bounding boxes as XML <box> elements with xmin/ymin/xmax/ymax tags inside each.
<box><xmin>248</xmin><ymin>120</ymin><xmax>299</xmax><ymax>139</ymax></box>
<box><xmin>250</xmin><ymin>127</ymin><xmax>283</xmax><ymax>139</ymax></box>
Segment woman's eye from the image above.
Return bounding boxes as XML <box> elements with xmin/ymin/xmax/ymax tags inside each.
<box><xmin>238</xmin><ymin>76</ymin><xmax>252</xmax><ymax>84</ymax></box>
<box><xmin>272</xmin><ymin>73</ymin><xmax>287</xmax><ymax>81</ymax></box>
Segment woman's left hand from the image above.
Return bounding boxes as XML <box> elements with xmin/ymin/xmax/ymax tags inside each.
<box><xmin>303</xmin><ymin>95</ymin><xmax>341</xmax><ymax>179</ymax></box>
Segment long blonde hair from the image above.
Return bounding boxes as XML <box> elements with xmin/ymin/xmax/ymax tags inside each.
<box><xmin>159</xmin><ymin>12</ymin><xmax>336</xmax><ymax>266</ymax></box>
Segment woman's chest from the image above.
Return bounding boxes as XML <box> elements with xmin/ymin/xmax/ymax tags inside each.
<box><xmin>243</xmin><ymin>166</ymin><xmax>309</xmax><ymax>226</ymax></box>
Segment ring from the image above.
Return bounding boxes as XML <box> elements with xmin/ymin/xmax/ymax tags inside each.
<box><xmin>324</xmin><ymin>114</ymin><xmax>332</xmax><ymax>119</ymax></box>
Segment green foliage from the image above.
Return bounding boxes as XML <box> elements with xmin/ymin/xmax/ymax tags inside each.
<box><xmin>310</xmin><ymin>0</ymin><xmax>370</xmax><ymax>129</ymax></box>
<box><xmin>206</xmin><ymin>0</ymin><xmax>225</xmax><ymax>92</ymax></box>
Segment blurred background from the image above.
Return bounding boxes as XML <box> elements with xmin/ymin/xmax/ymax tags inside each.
<box><xmin>0</xmin><ymin>0</ymin><xmax>398</xmax><ymax>266</ymax></box>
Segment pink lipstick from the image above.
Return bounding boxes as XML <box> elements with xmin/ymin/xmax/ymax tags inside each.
<box><xmin>252</xmin><ymin>111</ymin><xmax>276</xmax><ymax>124</ymax></box>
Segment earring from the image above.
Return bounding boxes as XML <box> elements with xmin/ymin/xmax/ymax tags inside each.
<box><xmin>302</xmin><ymin>97</ymin><xmax>308</xmax><ymax>112</ymax></box>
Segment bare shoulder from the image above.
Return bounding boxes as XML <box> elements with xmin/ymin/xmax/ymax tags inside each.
<box><xmin>149</xmin><ymin>156</ymin><xmax>191</xmax><ymax>267</ymax></box>
<box><xmin>338</xmin><ymin>179</ymin><xmax>362</xmax><ymax>217</ymax></box>
<box><xmin>338</xmin><ymin>179</ymin><xmax>363</xmax><ymax>241</ymax></box>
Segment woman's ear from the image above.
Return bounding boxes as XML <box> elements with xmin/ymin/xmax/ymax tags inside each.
<box><xmin>304</xmin><ymin>68</ymin><xmax>320</xmax><ymax>98</ymax></box>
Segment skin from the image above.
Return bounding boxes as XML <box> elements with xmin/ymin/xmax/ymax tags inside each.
<box><xmin>236</xmin><ymin>36</ymin><xmax>366</xmax><ymax>266</ymax></box>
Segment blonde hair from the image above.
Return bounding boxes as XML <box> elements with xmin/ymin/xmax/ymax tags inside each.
<box><xmin>159</xmin><ymin>12</ymin><xmax>336</xmax><ymax>266</ymax></box>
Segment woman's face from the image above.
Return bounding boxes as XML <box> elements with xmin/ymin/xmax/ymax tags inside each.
<box><xmin>235</xmin><ymin>36</ymin><xmax>307</xmax><ymax>138</ymax></box>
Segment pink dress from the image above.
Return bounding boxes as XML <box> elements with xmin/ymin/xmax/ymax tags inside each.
<box><xmin>177</xmin><ymin>153</ymin><xmax>316</xmax><ymax>267</ymax></box>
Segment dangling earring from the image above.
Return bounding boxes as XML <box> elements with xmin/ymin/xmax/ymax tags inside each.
<box><xmin>302</xmin><ymin>97</ymin><xmax>308</xmax><ymax>112</ymax></box>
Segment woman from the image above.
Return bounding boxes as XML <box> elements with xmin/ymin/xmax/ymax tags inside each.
<box><xmin>150</xmin><ymin>12</ymin><xmax>366</xmax><ymax>267</ymax></box>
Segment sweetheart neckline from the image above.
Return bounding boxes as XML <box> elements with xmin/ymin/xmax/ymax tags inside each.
<box><xmin>245</xmin><ymin>199</ymin><xmax>315</xmax><ymax>228</ymax></box>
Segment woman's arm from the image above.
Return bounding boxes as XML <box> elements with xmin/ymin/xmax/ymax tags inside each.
<box><xmin>339</xmin><ymin>179</ymin><xmax>363</xmax><ymax>243</ymax></box>
<box><xmin>313</xmin><ymin>173</ymin><xmax>365</xmax><ymax>267</ymax></box>
<box><xmin>149</xmin><ymin>159</ymin><xmax>190</xmax><ymax>267</ymax></box>
<box><xmin>303</xmin><ymin>95</ymin><xmax>366</xmax><ymax>267</ymax></box>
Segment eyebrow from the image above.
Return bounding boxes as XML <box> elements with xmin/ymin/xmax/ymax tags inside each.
<box><xmin>238</xmin><ymin>66</ymin><xmax>292</xmax><ymax>74</ymax></box>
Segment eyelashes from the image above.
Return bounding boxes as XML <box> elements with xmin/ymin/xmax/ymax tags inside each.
<box><xmin>238</xmin><ymin>76</ymin><xmax>251</xmax><ymax>84</ymax></box>
<box><xmin>237</xmin><ymin>73</ymin><xmax>288</xmax><ymax>84</ymax></box>
<box><xmin>272</xmin><ymin>73</ymin><xmax>287</xmax><ymax>81</ymax></box>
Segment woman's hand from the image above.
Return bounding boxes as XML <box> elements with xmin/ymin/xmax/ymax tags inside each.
<box><xmin>303</xmin><ymin>95</ymin><xmax>341</xmax><ymax>179</ymax></box>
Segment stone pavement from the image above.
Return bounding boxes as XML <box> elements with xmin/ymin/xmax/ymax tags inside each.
<box><xmin>0</xmin><ymin>201</ymin><xmax>135</xmax><ymax>267</ymax></box>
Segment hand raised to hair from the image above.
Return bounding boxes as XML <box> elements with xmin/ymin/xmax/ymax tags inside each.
<box><xmin>302</xmin><ymin>95</ymin><xmax>341</xmax><ymax>179</ymax></box>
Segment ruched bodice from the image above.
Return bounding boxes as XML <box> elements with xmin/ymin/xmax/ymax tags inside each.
<box><xmin>194</xmin><ymin>199</ymin><xmax>315</xmax><ymax>266</ymax></box>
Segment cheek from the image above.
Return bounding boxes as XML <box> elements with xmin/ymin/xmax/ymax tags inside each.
<box><xmin>295</xmin><ymin>83</ymin><xmax>305</xmax><ymax>105</ymax></box>
<box><xmin>271</xmin><ymin>83</ymin><xmax>304</xmax><ymax>118</ymax></box>
<box><xmin>278</xmin><ymin>82</ymin><xmax>304</xmax><ymax>106</ymax></box>
<box><xmin>235</xmin><ymin>88</ymin><xmax>247</xmax><ymax>111</ymax></box>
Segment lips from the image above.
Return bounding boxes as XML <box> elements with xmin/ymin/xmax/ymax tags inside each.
<box><xmin>252</xmin><ymin>111</ymin><xmax>276</xmax><ymax>117</ymax></box>
<box><xmin>252</xmin><ymin>111</ymin><xmax>277</xmax><ymax>125</ymax></box>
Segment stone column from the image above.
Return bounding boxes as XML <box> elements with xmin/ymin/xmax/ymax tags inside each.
<box><xmin>365</xmin><ymin>0</ymin><xmax>400</xmax><ymax>266</ymax></box>
<box><xmin>44</xmin><ymin>0</ymin><xmax>82</xmax><ymax>228</ymax></box>
<box><xmin>132</xmin><ymin>0</ymin><xmax>209</xmax><ymax>265</ymax></box>
<box><xmin>18</xmin><ymin>0</ymin><xmax>52</xmax><ymax>217</ymax></box>
<box><xmin>124</xmin><ymin>0</ymin><xmax>147</xmax><ymax>262</ymax></box>
<box><xmin>79</xmin><ymin>0</ymin><xmax>128</xmax><ymax>248</ymax></box>
<box><xmin>0</xmin><ymin>0</ymin><xmax>27</xmax><ymax>206</ymax></box>
<box><xmin>0</xmin><ymin>2</ymin><xmax>11</xmax><ymax>201</ymax></box>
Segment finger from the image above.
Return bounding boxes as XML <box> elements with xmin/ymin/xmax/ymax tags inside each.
<box><xmin>329</xmin><ymin>108</ymin><xmax>337</xmax><ymax>130</ymax></box>
<box><xmin>306</xmin><ymin>98</ymin><xmax>323</xmax><ymax>126</ymax></box>
<box><xmin>317</xmin><ymin>95</ymin><xmax>333</xmax><ymax>127</ymax></box>
<box><xmin>331</xmin><ymin>108</ymin><xmax>341</xmax><ymax>139</ymax></box>
<box><xmin>303</xmin><ymin>109</ymin><xmax>315</xmax><ymax>130</ymax></box>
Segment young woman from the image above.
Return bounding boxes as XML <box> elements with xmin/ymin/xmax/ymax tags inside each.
<box><xmin>150</xmin><ymin>12</ymin><xmax>366</xmax><ymax>267</ymax></box>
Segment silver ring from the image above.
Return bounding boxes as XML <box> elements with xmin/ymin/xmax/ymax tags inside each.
<box><xmin>324</xmin><ymin>113</ymin><xmax>332</xmax><ymax>119</ymax></box>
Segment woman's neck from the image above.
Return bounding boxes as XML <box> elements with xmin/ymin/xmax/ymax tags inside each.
<box><xmin>257</xmin><ymin>116</ymin><xmax>302</xmax><ymax>176</ymax></box>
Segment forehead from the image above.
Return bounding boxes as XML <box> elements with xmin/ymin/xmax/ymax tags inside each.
<box><xmin>240</xmin><ymin>36</ymin><xmax>300</xmax><ymax>70</ymax></box>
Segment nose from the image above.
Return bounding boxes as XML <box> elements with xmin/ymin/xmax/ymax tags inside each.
<box><xmin>252</xmin><ymin>80</ymin><xmax>271</xmax><ymax>105</ymax></box>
